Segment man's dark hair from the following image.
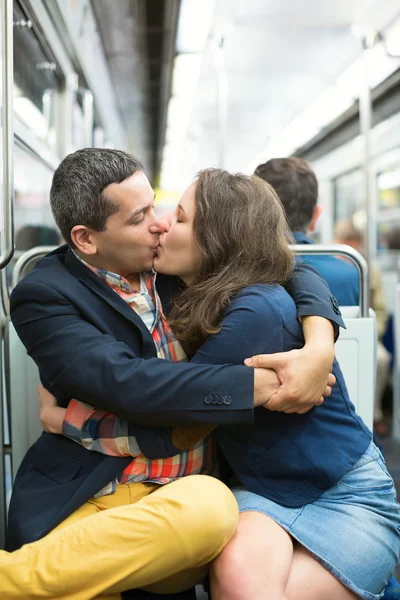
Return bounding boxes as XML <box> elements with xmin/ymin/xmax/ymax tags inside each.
<box><xmin>254</xmin><ymin>157</ymin><xmax>318</xmax><ymax>232</ymax></box>
<box><xmin>50</xmin><ymin>148</ymin><xmax>143</xmax><ymax>247</ymax></box>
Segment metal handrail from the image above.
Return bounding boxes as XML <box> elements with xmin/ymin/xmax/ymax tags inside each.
<box><xmin>291</xmin><ymin>244</ymin><xmax>369</xmax><ymax>318</ymax></box>
<box><xmin>12</xmin><ymin>246</ymin><xmax>58</xmax><ymax>288</ymax></box>
<box><xmin>0</xmin><ymin>0</ymin><xmax>15</xmax><ymax>269</ymax></box>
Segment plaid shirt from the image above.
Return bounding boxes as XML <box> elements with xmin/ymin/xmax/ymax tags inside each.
<box><xmin>63</xmin><ymin>254</ymin><xmax>214</xmax><ymax>496</ymax></box>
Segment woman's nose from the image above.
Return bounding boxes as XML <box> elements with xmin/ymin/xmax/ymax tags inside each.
<box><xmin>149</xmin><ymin>216</ymin><xmax>170</xmax><ymax>234</ymax></box>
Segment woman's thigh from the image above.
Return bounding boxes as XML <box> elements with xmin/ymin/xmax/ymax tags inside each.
<box><xmin>286</xmin><ymin>543</ymin><xmax>358</xmax><ymax>600</ymax></box>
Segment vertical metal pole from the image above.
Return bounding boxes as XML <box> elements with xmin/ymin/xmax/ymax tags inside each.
<box><xmin>80</xmin><ymin>89</ymin><xmax>94</xmax><ymax>148</ymax></box>
<box><xmin>359</xmin><ymin>38</ymin><xmax>375</xmax><ymax>280</ymax></box>
<box><xmin>215</xmin><ymin>36</ymin><xmax>227</xmax><ymax>168</ymax></box>
<box><xmin>56</xmin><ymin>72</ymin><xmax>78</xmax><ymax>158</ymax></box>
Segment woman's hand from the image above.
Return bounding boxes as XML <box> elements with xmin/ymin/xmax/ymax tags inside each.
<box><xmin>38</xmin><ymin>385</ymin><xmax>67</xmax><ymax>434</ymax></box>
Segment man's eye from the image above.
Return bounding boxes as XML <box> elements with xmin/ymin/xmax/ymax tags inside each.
<box><xmin>132</xmin><ymin>216</ymin><xmax>144</xmax><ymax>225</ymax></box>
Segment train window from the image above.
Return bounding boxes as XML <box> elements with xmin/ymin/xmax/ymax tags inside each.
<box><xmin>13</xmin><ymin>144</ymin><xmax>60</xmax><ymax>247</ymax></box>
<box><xmin>6</xmin><ymin>144</ymin><xmax>61</xmax><ymax>286</ymax></box>
<box><xmin>333</xmin><ymin>168</ymin><xmax>364</xmax><ymax>223</ymax></box>
<box><xmin>13</xmin><ymin>1</ymin><xmax>62</xmax><ymax>153</ymax></box>
<box><xmin>377</xmin><ymin>165</ymin><xmax>400</xmax><ymax>252</ymax></box>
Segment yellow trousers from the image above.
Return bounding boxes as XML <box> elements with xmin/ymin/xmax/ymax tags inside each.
<box><xmin>1</xmin><ymin>475</ymin><xmax>238</xmax><ymax>599</ymax></box>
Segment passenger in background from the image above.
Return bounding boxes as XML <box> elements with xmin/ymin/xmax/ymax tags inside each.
<box><xmin>15</xmin><ymin>224</ymin><xmax>62</xmax><ymax>250</ymax></box>
<box><xmin>334</xmin><ymin>220</ymin><xmax>391</xmax><ymax>437</ymax></box>
<box><xmin>385</xmin><ymin>224</ymin><xmax>400</xmax><ymax>251</ymax></box>
<box><xmin>254</xmin><ymin>157</ymin><xmax>359</xmax><ymax>306</ymax></box>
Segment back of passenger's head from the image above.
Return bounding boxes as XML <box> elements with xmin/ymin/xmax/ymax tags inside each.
<box><xmin>334</xmin><ymin>220</ymin><xmax>363</xmax><ymax>247</ymax></box>
<box><xmin>385</xmin><ymin>225</ymin><xmax>400</xmax><ymax>250</ymax></box>
<box><xmin>50</xmin><ymin>148</ymin><xmax>143</xmax><ymax>247</ymax></box>
<box><xmin>15</xmin><ymin>225</ymin><xmax>61</xmax><ymax>250</ymax></box>
<box><xmin>254</xmin><ymin>157</ymin><xmax>318</xmax><ymax>232</ymax></box>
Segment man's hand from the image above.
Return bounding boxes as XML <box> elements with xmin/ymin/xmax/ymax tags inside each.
<box><xmin>251</xmin><ymin>350</ymin><xmax>335</xmax><ymax>413</ymax></box>
<box><xmin>250</xmin><ymin>316</ymin><xmax>336</xmax><ymax>414</ymax></box>
<box><xmin>38</xmin><ymin>385</ymin><xmax>66</xmax><ymax>434</ymax></box>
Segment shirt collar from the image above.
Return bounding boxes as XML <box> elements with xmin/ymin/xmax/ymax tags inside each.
<box><xmin>71</xmin><ymin>250</ymin><xmax>155</xmax><ymax>293</ymax></box>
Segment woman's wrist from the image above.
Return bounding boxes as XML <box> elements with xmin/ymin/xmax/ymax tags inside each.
<box><xmin>41</xmin><ymin>406</ymin><xmax>67</xmax><ymax>434</ymax></box>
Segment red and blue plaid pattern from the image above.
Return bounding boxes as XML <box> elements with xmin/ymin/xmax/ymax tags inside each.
<box><xmin>64</xmin><ymin>255</ymin><xmax>214</xmax><ymax>495</ymax></box>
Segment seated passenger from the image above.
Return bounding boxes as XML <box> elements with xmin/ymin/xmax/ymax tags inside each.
<box><xmin>254</xmin><ymin>157</ymin><xmax>359</xmax><ymax>305</ymax></box>
<box><xmin>41</xmin><ymin>168</ymin><xmax>400</xmax><ymax>600</ymax></box>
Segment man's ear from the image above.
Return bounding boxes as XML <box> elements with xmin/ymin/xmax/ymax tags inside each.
<box><xmin>308</xmin><ymin>205</ymin><xmax>322</xmax><ymax>232</ymax></box>
<box><xmin>70</xmin><ymin>225</ymin><xmax>98</xmax><ymax>255</ymax></box>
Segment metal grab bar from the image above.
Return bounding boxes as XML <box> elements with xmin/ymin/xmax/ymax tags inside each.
<box><xmin>291</xmin><ymin>244</ymin><xmax>369</xmax><ymax>318</ymax></box>
<box><xmin>0</xmin><ymin>0</ymin><xmax>14</xmax><ymax>269</ymax></box>
<box><xmin>12</xmin><ymin>246</ymin><xmax>58</xmax><ymax>288</ymax></box>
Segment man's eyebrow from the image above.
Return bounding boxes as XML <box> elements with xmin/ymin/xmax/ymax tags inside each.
<box><xmin>177</xmin><ymin>204</ymin><xmax>186</xmax><ymax>213</ymax></box>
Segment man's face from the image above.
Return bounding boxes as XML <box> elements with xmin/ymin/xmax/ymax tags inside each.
<box><xmin>91</xmin><ymin>171</ymin><xmax>166</xmax><ymax>277</ymax></box>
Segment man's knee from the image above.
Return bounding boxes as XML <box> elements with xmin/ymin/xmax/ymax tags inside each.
<box><xmin>172</xmin><ymin>475</ymin><xmax>239</xmax><ymax>555</ymax></box>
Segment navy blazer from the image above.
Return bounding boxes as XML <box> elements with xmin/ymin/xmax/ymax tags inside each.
<box><xmin>294</xmin><ymin>232</ymin><xmax>359</xmax><ymax>306</ymax></box>
<box><xmin>7</xmin><ymin>246</ymin><xmax>344</xmax><ymax>550</ymax></box>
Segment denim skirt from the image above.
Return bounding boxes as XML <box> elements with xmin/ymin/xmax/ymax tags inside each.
<box><xmin>233</xmin><ymin>442</ymin><xmax>400</xmax><ymax>599</ymax></box>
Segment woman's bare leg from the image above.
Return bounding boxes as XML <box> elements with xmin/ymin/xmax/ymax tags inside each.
<box><xmin>285</xmin><ymin>543</ymin><xmax>358</xmax><ymax>600</ymax></box>
<box><xmin>210</xmin><ymin>511</ymin><xmax>293</xmax><ymax>600</ymax></box>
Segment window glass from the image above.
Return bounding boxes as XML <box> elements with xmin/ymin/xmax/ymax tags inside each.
<box><xmin>13</xmin><ymin>1</ymin><xmax>61</xmax><ymax>151</ymax></box>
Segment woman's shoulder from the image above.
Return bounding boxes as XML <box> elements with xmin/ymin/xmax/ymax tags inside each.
<box><xmin>232</xmin><ymin>284</ymin><xmax>293</xmax><ymax>311</ymax></box>
<box><xmin>229</xmin><ymin>284</ymin><xmax>300</xmax><ymax>336</ymax></box>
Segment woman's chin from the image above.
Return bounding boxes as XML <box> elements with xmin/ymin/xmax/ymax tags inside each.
<box><xmin>153</xmin><ymin>256</ymin><xmax>166</xmax><ymax>274</ymax></box>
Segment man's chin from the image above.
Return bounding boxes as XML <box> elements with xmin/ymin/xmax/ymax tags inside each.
<box><xmin>152</xmin><ymin>257</ymin><xmax>167</xmax><ymax>275</ymax></box>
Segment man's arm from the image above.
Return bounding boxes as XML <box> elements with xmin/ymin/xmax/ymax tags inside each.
<box><xmin>11</xmin><ymin>279</ymin><xmax>255</xmax><ymax>426</ymax></box>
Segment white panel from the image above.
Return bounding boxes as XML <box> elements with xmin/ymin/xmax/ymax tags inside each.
<box><xmin>335</xmin><ymin>309</ymin><xmax>376</xmax><ymax>432</ymax></box>
<box><xmin>9</xmin><ymin>323</ymin><xmax>42</xmax><ymax>475</ymax></box>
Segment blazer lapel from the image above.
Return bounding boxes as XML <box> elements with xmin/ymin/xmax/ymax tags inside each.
<box><xmin>64</xmin><ymin>248</ymin><xmax>156</xmax><ymax>349</ymax></box>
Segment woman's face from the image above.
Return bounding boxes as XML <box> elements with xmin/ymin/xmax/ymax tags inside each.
<box><xmin>154</xmin><ymin>181</ymin><xmax>202</xmax><ymax>285</ymax></box>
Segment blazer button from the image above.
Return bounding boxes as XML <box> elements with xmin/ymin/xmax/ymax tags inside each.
<box><xmin>203</xmin><ymin>394</ymin><xmax>213</xmax><ymax>405</ymax></box>
<box><xmin>223</xmin><ymin>395</ymin><xmax>232</xmax><ymax>405</ymax></box>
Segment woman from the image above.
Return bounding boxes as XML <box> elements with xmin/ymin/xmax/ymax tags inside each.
<box><xmin>40</xmin><ymin>169</ymin><xmax>400</xmax><ymax>600</ymax></box>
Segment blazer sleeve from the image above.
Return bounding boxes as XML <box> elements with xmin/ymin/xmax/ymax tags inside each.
<box><xmin>10</xmin><ymin>279</ymin><xmax>254</xmax><ymax>427</ymax></box>
<box><xmin>286</xmin><ymin>260</ymin><xmax>345</xmax><ymax>340</ymax></box>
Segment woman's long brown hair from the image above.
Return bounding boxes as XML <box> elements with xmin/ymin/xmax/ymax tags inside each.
<box><xmin>169</xmin><ymin>168</ymin><xmax>294</xmax><ymax>357</ymax></box>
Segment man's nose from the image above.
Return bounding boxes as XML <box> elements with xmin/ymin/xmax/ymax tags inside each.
<box><xmin>149</xmin><ymin>216</ymin><xmax>169</xmax><ymax>234</ymax></box>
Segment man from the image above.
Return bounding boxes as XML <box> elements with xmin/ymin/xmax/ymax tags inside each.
<box><xmin>6</xmin><ymin>149</ymin><xmax>342</xmax><ymax>598</ymax></box>
<box><xmin>255</xmin><ymin>157</ymin><xmax>359</xmax><ymax>306</ymax></box>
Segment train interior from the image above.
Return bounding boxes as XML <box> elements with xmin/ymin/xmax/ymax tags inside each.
<box><xmin>1</xmin><ymin>0</ymin><xmax>400</xmax><ymax>595</ymax></box>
